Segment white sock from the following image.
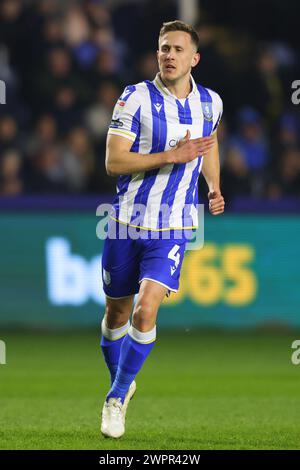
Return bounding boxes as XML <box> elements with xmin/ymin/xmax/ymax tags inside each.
<box><xmin>101</xmin><ymin>316</ymin><xmax>130</xmax><ymax>341</ymax></box>
<box><xmin>128</xmin><ymin>324</ymin><xmax>156</xmax><ymax>344</ymax></box>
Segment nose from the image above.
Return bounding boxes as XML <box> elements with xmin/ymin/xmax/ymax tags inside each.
<box><xmin>166</xmin><ymin>49</ymin><xmax>175</xmax><ymax>60</ymax></box>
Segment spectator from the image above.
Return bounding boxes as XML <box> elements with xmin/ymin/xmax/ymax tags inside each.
<box><xmin>242</xmin><ymin>46</ymin><xmax>286</xmax><ymax>127</ymax></box>
<box><xmin>277</xmin><ymin>113</ymin><xmax>299</xmax><ymax>149</ymax></box>
<box><xmin>26</xmin><ymin>114</ymin><xmax>58</xmax><ymax>157</ymax></box>
<box><xmin>0</xmin><ymin>148</ymin><xmax>23</xmax><ymax>195</ymax></box>
<box><xmin>27</xmin><ymin>145</ymin><xmax>68</xmax><ymax>193</ymax></box>
<box><xmin>0</xmin><ymin>0</ymin><xmax>298</xmax><ymax>200</ymax></box>
<box><xmin>84</xmin><ymin>81</ymin><xmax>121</xmax><ymax>141</ymax></box>
<box><xmin>51</xmin><ymin>86</ymin><xmax>83</xmax><ymax>134</ymax></box>
<box><xmin>0</xmin><ymin>115</ymin><xmax>22</xmax><ymax>153</ymax></box>
<box><xmin>266</xmin><ymin>147</ymin><xmax>300</xmax><ymax>199</ymax></box>
<box><xmin>62</xmin><ymin>127</ymin><xmax>96</xmax><ymax>192</ymax></box>
<box><xmin>135</xmin><ymin>52</ymin><xmax>159</xmax><ymax>83</ymax></box>
<box><xmin>230</xmin><ymin>107</ymin><xmax>269</xmax><ymax>171</ymax></box>
<box><xmin>221</xmin><ymin>147</ymin><xmax>252</xmax><ymax>201</ymax></box>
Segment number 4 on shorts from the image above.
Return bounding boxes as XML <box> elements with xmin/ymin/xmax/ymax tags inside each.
<box><xmin>168</xmin><ymin>244</ymin><xmax>180</xmax><ymax>275</ymax></box>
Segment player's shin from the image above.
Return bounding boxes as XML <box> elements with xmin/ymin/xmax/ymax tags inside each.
<box><xmin>106</xmin><ymin>325</ymin><xmax>156</xmax><ymax>403</ymax></box>
<box><xmin>100</xmin><ymin>316</ymin><xmax>130</xmax><ymax>386</ymax></box>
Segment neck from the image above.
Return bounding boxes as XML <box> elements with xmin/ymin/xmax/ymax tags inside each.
<box><xmin>160</xmin><ymin>73</ymin><xmax>192</xmax><ymax>99</ymax></box>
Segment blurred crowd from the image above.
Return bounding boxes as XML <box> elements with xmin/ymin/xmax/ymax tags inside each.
<box><xmin>0</xmin><ymin>0</ymin><xmax>300</xmax><ymax>201</ymax></box>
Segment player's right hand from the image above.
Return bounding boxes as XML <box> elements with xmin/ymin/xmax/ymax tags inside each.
<box><xmin>172</xmin><ymin>130</ymin><xmax>215</xmax><ymax>164</ymax></box>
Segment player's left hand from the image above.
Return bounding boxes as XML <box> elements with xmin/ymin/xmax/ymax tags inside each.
<box><xmin>208</xmin><ymin>190</ymin><xmax>225</xmax><ymax>215</ymax></box>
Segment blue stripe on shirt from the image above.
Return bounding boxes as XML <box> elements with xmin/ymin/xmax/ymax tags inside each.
<box><xmin>113</xmin><ymin>174</ymin><xmax>131</xmax><ymax>220</ymax></box>
<box><xmin>158</xmin><ymin>163</ymin><xmax>186</xmax><ymax>229</ymax></box>
<box><xmin>175</xmin><ymin>99</ymin><xmax>192</xmax><ymax>125</ymax></box>
<box><xmin>131</xmin><ymin>106</ymin><xmax>141</xmax><ymax>152</ymax></box>
<box><xmin>120</xmin><ymin>85</ymin><xmax>136</xmax><ymax>103</ymax></box>
<box><xmin>198</xmin><ymin>85</ymin><xmax>213</xmax><ymax>137</ymax></box>
<box><xmin>130</xmin><ymin>81</ymin><xmax>167</xmax><ymax>226</ymax></box>
<box><xmin>158</xmin><ymin>98</ymin><xmax>192</xmax><ymax>228</ymax></box>
<box><xmin>212</xmin><ymin>112</ymin><xmax>222</xmax><ymax>132</ymax></box>
<box><xmin>182</xmin><ymin>86</ymin><xmax>213</xmax><ymax>226</ymax></box>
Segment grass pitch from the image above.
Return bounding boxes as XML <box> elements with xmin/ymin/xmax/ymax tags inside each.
<box><xmin>0</xmin><ymin>329</ymin><xmax>300</xmax><ymax>450</ymax></box>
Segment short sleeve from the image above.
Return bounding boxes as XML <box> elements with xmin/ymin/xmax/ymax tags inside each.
<box><xmin>108</xmin><ymin>86</ymin><xmax>141</xmax><ymax>142</ymax></box>
<box><xmin>211</xmin><ymin>92</ymin><xmax>223</xmax><ymax>133</ymax></box>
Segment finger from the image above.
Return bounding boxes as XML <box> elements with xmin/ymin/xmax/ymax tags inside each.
<box><xmin>197</xmin><ymin>146</ymin><xmax>215</xmax><ymax>155</ymax></box>
<box><xmin>210</xmin><ymin>203</ymin><xmax>225</xmax><ymax>211</ymax></box>
<box><xmin>195</xmin><ymin>138</ymin><xmax>215</xmax><ymax>146</ymax></box>
<box><xmin>193</xmin><ymin>141</ymin><xmax>214</xmax><ymax>150</ymax></box>
<box><xmin>199</xmin><ymin>141</ymin><xmax>215</xmax><ymax>148</ymax></box>
<box><xmin>210</xmin><ymin>210</ymin><xmax>225</xmax><ymax>216</ymax></box>
<box><xmin>182</xmin><ymin>129</ymin><xmax>190</xmax><ymax>142</ymax></box>
<box><xmin>210</xmin><ymin>209</ymin><xmax>224</xmax><ymax>215</ymax></box>
<box><xmin>209</xmin><ymin>201</ymin><xmax>225</xmax><ymax>209</ymax></box>
<box><xmin>209</xmin><ymin>197</ymin><xmax>224</xmax><ymax>205</ymax></box>
<box><xmin>209</xmin><ymin>200</ymin><xmax>225</xmax><ymax>208</ymax></box>
<box><xmin>195</xmin><ymin>142</ymin><xmax>215</xmax><ymax>152</ymax></box>
<box><xmin>190</xmin><ymin>144</ymin><xmax>215</xmax><ymax>157</ymax></box>
<box><xmin>192</xmin><ymin>135</ymin><xmax>214</xmax><ymax>142</ymax></box>
<box><xmin>210</xmin><ymin>207</ymin><xmax>225</xmax><ymax>214</ymax></box>
<box><xmin>191</xmin><ymin>137</ymin><xmax>214</xmax><ymax>146</ymax></box>
<box><xmin>209</xmin><ymin>207</ymin><xmax>224</xmax><ymax>214</ymax></box>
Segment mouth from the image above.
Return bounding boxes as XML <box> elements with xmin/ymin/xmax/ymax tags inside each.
<box><xmin>164</xmin><ymin>64</ymin><xmax>176</xmax><ymax>71</ymax></box>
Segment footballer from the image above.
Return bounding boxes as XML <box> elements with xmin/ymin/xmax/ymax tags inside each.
<box><xmin>100</xmin><ymin>20</ymin><xmax>225</xmax><ymax>438</ymax></box>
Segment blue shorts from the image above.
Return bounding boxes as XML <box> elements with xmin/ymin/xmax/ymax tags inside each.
<box><xmin>101</xmin><ymin>221</ymin><xmax>187</xmax><ymax>299</ymax></box>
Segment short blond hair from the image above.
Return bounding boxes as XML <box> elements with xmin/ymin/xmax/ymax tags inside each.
<box><xmin>159</xmin><ymin>20</ymin><xmax>200</xmax><ymax>51</ymax></box>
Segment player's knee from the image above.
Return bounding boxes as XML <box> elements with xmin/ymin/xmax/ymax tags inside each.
<box><xmin>132</xmin><ymin>301</ymin><xmax>157</xmax><ymax>331</ymax></box>
<box><xmin>104</xmin><ymin>305</ymin><xmax>129</xmax><ymax>328</ymax></box>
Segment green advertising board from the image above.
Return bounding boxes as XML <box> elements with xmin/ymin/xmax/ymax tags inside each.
<box><xmin>0</xmin><ymin>212</ymin><xmax>300</xmax><ymax>329</ymax></box>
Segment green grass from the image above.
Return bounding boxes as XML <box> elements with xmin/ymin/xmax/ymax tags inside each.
<box><xmin>0</xmin><ymin>330</ymin><xmax>300</xmax><ymax>450</ymax></box>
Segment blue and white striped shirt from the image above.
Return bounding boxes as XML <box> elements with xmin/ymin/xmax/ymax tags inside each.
<box><xmin>108</xmin><ymin>73</ymin><xmax>223</xmax><ymax>230</ymax></box>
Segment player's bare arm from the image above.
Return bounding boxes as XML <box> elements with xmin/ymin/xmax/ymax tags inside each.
<box><xmin>201</xmin><ymin>131</ymin><xmax>225</xmax><ymax>216</ymax></box>
<box><xmin>106</xmin><ymin>131</ymin><xmax>214</xmax><ymax>176</ymax></box>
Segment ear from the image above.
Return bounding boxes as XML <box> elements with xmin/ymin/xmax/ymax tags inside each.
<box><xmin>191</xmin><ymin>52</ymin><xmax>200</xmax><ymax>68</ymax></box>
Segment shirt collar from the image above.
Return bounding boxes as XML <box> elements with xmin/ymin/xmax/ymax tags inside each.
<box><xmin>153</xmin><ymin>73</ymin><xmax>197</xmax><ymax>99</ymax></box>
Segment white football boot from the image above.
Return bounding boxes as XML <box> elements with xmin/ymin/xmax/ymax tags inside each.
<box><xmin>101</xmin><ymin>380</ymin><xmax>136</xmax><ymax>438</ymax></box>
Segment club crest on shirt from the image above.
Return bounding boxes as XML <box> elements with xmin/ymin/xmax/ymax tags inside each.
<box><xmin>201</xmin><ymin>102</ymin><xmax>213</xmax><ymax>121</ymax></box>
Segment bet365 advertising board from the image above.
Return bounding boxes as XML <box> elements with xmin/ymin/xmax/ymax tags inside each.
<box><xmin>1</xmin><ymin>211</ymin><xmax>300</xmax><ymax>329</ymax></box>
